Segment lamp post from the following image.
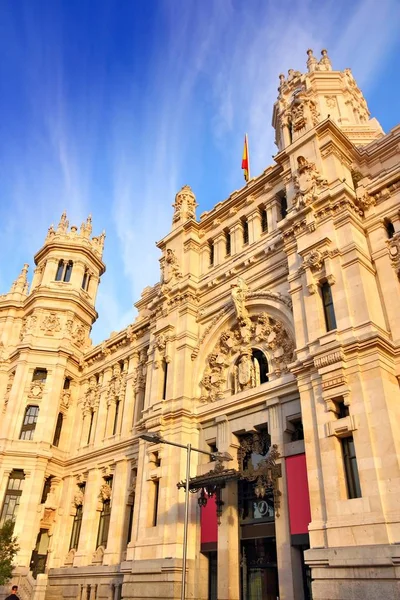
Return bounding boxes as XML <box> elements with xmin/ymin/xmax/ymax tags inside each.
<box><xmin>139</xmin><ymin>432</ymin><xmax>231</xmax><ymax>600</ymax></box>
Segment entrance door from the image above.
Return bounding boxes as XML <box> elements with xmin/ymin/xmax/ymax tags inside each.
<box><xmin>241</xmin><ymin>539</ymin><xmax>279</xmax><ymax>600</ymax></box>
<box><xmin>30</xmin><ymin>529</ymin><xmax>50</xmax><ymax>578</ymax></box>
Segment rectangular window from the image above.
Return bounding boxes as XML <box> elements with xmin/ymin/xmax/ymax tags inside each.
<box><xmin>126</xmin><ymin>500</ymin><xmax>135</xmax><ymax>546</ymax></box>
<box><xmin>242</xmin><ymin>218</ymin><xmax>249</xmax><ymax>244</ymax></box>
<box><xmin>341</xmin><ymin>436</ymin><xmax>361</xmax><ymax>499</ymax></box>
<box><xmin>69</xmin><ymin>504</ymin><xmax>83</xmax><ymax>550</ymax></box>
<box><xmin>209</xmin><ymin>241</ymin><xmax>214</xmax><ymax>266</ymax></box>
<box><xmin>152</xmin><ymin>480</ymin><xmax>160</xmax><ymax>526</ymax></box>
<box><xmin>0</xmin><ymin>470</ymin><xmax>25</xmax><ymax>527</ymax></box>
<box><xmin>32</xmin><ymin>369</ymin><xmax>47</xmax><ymax>383</ymax></box>
<box><xmin>280</xmin><ymin>194</ymin><xmax>288</xmax><ymax>219</ymax></box>
<box><xmin>63</xmin><ymin>377</ymin><xmax>71</xmax><ymax>390</ymax></box>
<box><xmin>112</xmin><ymin>401</ymin><xmax>120</xmax><ymax>436</ymax></box>
<box><xmin>321</xmin><ymin>282</ymin><xmax>337</xmax><ymax>331</ymax></box>
<box><xmin>20</xmin><ymin>405</ymin><xmax>39</xmax><ymax>440</ymax></box>
<box><xmin>161</xmin><ymin>361</ymin><xmax>168</xmax><ymax>400</ymax></box>
<box><xmin>55</xmin><ymin>260</ymin><xmax>64</xmax><ymax>281</ymax></box>
<box><xmin>261</xmin><ymin>207</ymin><xmax>268</xmax><ymax>232</ymax></box>
<box><xmin>87</xmin><ymin>411</ymin><xmax>94</xmax><ymax>444</ymax></box>
<box><xmin>96</xmin><ymin>478</ymin><xmax>113</xmax><ymax>548</ymax></box>
<box><xmin>53</xmin><ymin>413</ymin><xmax>63</xmax><ymax>447</ymax></box>
<box><xmin>225</xmin><ymin>230</ymin><xmax>231</xmax><ymax>256</ymax></box>
<box><xmin>40</xmin><ymin>476</ymin><xmax>52</xmax><ymax>504</ymax></box>
<box><xmin>63</xmin><ymin>261</ymin><xmax>73</xmax><ymax>282</ymax></box>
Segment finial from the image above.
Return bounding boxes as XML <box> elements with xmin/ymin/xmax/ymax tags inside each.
<box><xmin>57</xmin><ymin>211</ymin><xmax>69</xmax><ymax>233</ymax></box>
<box><xmin>319</xmin><ymin>49</ymin><xmax>332</xmax><ymax>71</ymax></box>
<box><xmin>306</xmin><ymin>49</ymin><xmax>318</xmax><ymax>73</ymax></box>
<box><xmin>172</xmin><ymin>185</ymin><xmax>197</xmax><ymax>224</ymax></box>
<box><xmin>10</xmin><ymin>263</ymin><xmax>29</xmax><ymax>294</ymax></box>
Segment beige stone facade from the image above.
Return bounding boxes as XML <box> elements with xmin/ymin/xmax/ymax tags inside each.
<box><xmin>1</xmin><ymin>49</ymin><xmax>400</xmax><ymax>600</ymax></box>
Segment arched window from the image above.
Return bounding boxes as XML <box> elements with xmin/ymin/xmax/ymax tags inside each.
<box><xmin>20</xmin><ymin>405</ymin><xmax>39</xmax><ymax>440</ymax></box>
<box><xmin>55</xmin><ymin>260</ymin><xmax>73</xmax><ymax>282</ymax></box>
<box><xmin>81</xmin><ymin>269</ymin><xmax>90</xmax><ymax>291</ymax></box>
<box><xmin>63</xmin><ymin>261</ymin><xmax>73</xmax><ymax>282</ymax></box>
<box><xmin>55</xmin><ymin>260</ymin><xmax>64</xmax><ymax>281</ymax></box>
<box><xmin>252</xmin><ymin>349</ymin><xmax>269</xmax><ymax>384</ymax></box>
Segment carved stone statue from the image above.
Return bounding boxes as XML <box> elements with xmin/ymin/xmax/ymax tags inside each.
<box><xmin>319</xmin><ymin>49</ymin><xmax>332</xmax><ymax>71</ymax></box>
<box><xmin>307</xmin><ymin>49</ymin><xmax>318</xmax><ymax>72</ymax></box>
<box><xmin>234</xmin><ymin>352</ymin><xmax>255</xmax><ymax>392</ymax></box>
<box><xmin>293</xmin><ymin>156</ymin><xmax>328</xmax><ymax>210</ymax></box>
<box><xmin>161</xmin><ymin>249</ymin><xmax>182</xmax><ymax>285</ymax></box>
<box><xmin>231</xmin><ymin>278</ymin><xmax>249</xmax><ymax>321</ymax></box>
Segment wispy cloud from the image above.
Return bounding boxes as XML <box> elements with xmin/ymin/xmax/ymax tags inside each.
<box><xmin>0</xmin><ymin>0</ymin><xmax>398</xmax><ymax>344</ymax></box>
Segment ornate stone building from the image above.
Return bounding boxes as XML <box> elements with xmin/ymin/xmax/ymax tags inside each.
<box><xmin>1</xmin><ymin>49</ymin><xmax>400</xmax><ymax>600</ymax></box>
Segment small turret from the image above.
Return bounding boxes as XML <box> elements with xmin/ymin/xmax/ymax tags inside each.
<box><xmin>272</xmin><ymin>49</ymin><xmax>383</xmax><ymax>151</ymax></box>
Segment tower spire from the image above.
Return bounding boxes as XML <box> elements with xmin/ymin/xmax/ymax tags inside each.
<box><xmin>10</xmin><ymin>263</ymin><xmax>29</xmax><ymax>295</ymax></box>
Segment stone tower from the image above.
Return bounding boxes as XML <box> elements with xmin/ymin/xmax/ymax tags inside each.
<box><xmin>0</xmin><ymin>213</ymin><xmax>105</xmax><ymax>566</ymax></box>
<box><xmin>272</xmin><ymin>48</ymin><xmax>384</xmax><ymax>150</ymax></box>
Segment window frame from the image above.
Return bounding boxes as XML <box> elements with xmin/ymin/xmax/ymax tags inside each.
<box><xmin>341</xmin><ymin>435</ymin><xmax>362</xmax><ymax>499</ymax></box>
<box><xmin>0</xmin><ymin>470</ymin><xmax>25</xmax><ymax>527</ymax></box>
<box><xmin>321</xmin><ymin>281</ymin><xmax>337</xmax><ymax>331</ymax></box>
<box><xmin>53</xmin><ymin>413</ymin><xmax>63</xmax><ymax>447</ymax></box>
<box><xmin>20</xmin><ymin>405</ymin><xmax>39</xmax><ymax>441</ymax></box>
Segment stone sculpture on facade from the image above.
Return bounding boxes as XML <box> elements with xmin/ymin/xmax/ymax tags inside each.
<box><xmin>293</xmin><ymin>155</ymin><xmax>328</xmax><ymax>210</ymax></box>
<box><xmin>200</xmin><ymin>312</ymin><xmax>294</xmax><ymax>402</ymax></box>
<box><xmin>41</xmin><ymin>312</ymin><xmax>62</xmax><ymax>335</ymax></box>
<box><xmin>161</xmin><ymin>249</ymin><xmax>182</xmax><ymax>285</ymax></box>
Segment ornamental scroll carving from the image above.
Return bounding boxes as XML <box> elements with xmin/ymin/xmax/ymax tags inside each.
<box><xmin>293</xmin><ymin>156</ymin><xmax>327</xmax><ymax>210</ymax></box>
<box><xmin>200</xmin><ymin>313</ymin><xmax>294</xmax><ymax>403</ymax></box>
<box><xmin>66</xmin><ymin>319</ymin><xmax>87</xmax><ymax>349</ymax></box>
<box><xmin>41</xmin><ymin>312</ymin><xmax>61</xmax><ymax>335</ymax></box>
<box><xmin>387</xmin><ymin>232</ymin><xmax>400</xmax><ymax>277</ymax></box>
<box><xmin>19</xmin><ymin>315</ymin><xmax>37</xmax><ymax>341</ymax></box>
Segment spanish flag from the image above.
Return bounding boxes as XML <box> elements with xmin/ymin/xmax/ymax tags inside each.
<box><xmin>241</xmin><ymin>134</ymin><xmax>250</xmax><ymax>182</ymax></box>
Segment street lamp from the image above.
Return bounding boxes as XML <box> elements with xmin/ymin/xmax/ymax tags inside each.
<box><xmin>139</xmin><ymin>431</ymin><xmax>232</xmax><ymax>600</ymax></box>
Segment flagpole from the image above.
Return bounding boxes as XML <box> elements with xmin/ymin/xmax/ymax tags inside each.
<box><xmin>246</xmin><ymin>133</ymin><xmax>250</xmax><ymax>181</ymax></box>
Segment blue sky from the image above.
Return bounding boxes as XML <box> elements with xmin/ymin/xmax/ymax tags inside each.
<box><xmin>0</xmin><ymin>0</ymin><xmax>399</xmax><ymax>344</ymax></box>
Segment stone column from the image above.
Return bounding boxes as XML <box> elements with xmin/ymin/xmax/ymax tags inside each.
<box><xmin>74</xmin><ymin>469</ymin><xmax>101</xmax><ymax>566</ymax></box>
<box><xmin>247</xmin><ymin>210</ymin><xmax>262</xmax><ymax>244</ymax></box>
<box><xmin>87</xmin><ymin>274</ymin><xmax>100</xmax><ymax>303</ymax></box>
<box><xmin>268</xmin><ymin>401</ymin><xmax>296</xmax><ymax>600</ymax></box>
<box><xmin>217</xmin><ymin>481</ymin><xmax>240</xmax><ymax>600</ymax></box>
<box><xmin>14</xmin><ymin>466</ymin><xmax>46</xmax><ymax>567</ymax></box>
<box><xmin>230</xmin><ymin>223</ymin><xmax>243</xmax><ymax>255</ymax></box>
<box><xmin>70</xmin><ymin>260</ymin><xmax>85</xmax><ymax>290</ymax></box>
<box><xmin>214</xmin><ymin>232</ymin><xmax>226</xmax><ymax>265</ymax></box>
<box><xmin>41</xmin><ymin>257</ymin><xmax>58</xmax><ymax>286</ymax></box>
<box><xmin>268</xmin><ymin>197</ymin><xmax>281</xmax><ymax>230</ymax></box>
<box><xmin>121</xmin><ymin>358</ymin><xmax>136</xmax><ymax>436</ymax></box>
<box><xmin>103</xmin><ymin>460</ymin><xmax>129</xmax><ymax>565</ymax></box>
<box><xmin>80</xmin><ymin>409</ymin><xmax>92</xmax><ymax>447</ymax></box>
<box><xmin>200</xmin><ymin>245</ymin><xmax>211</xmax><ymax>274</ymax></box>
